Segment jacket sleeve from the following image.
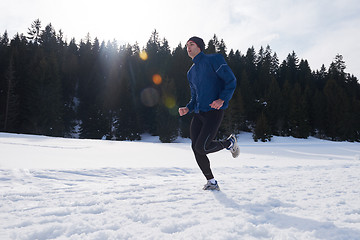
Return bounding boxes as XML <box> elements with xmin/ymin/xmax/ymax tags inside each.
<box><xmin>212</xmin><ymin>55</ymin><xmax>237</xmax><ymax>102</ymax></box>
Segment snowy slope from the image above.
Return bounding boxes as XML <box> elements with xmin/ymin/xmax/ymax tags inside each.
<box><xmin>1</xmin><ymin>132</ymin><xmax>360</xmax><ymax>240</ymax></box>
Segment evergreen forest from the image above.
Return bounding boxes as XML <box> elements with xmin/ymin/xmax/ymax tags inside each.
<box><xmin>1</xmin><ymin>20</ymin><xmax>360</xmax><ymax>142</ymax></box>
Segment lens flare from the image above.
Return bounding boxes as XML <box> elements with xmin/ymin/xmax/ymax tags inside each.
<box><xmin>139</xmin><ymin>50</ymin><xmax>148</xmax><ymax>61</ymax></box>
<box><xmin>163</xmin><ymin>96</ymin><xmax>176</xmax><ymax>109</ymax></box>
<box><xmin>140</xmin><ymin>87</ymin><xmax>159</xmax><ymax>107</ymax></box>
<box><xmin>152</xmin><ymin>74</ymin><xmax>162</xmax><ymax>85</ymax></box>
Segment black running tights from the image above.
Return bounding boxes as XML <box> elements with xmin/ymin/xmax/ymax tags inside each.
<box><xmin>190</xmin><ymin>110</ymin><xmax>230</xmax><ymax>180</ymax></box>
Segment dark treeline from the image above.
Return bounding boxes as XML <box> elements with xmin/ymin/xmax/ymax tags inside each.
<box><xmin>1</xmin><ymin>20</ymin><xmax>360</xmax><ymax>142</ymax></box>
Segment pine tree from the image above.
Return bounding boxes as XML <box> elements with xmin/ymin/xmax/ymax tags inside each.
<box><xmin>329</xmin><ymin>54</ymin><xmax>346</xmax><ymax>78</ymax></box>
<box><xmin>26</xmin><ymin>28</ymin><xmax>64</xmax><ymax>136</ymax></box>
<box><xmin>27</xmin><ymin>19</ymin><xmax>42</xmax><ymax>44</ymax></box>
<box><xmin>156</xmin><ymin>77</ymin><xmax>179</xmax><ymax>143</ymax></box>
<box><xmin>0</xmin><ymin>31</ymin><xmax>9</xmax><ymax>45</ymax></box>
<box><xmin>155</xmin><ymin>64</ymin><xmax>178</xmax><ymax>143</ymax></box>
<box><xmin>205</xmin><ymin>34</ymin><xmax>227</xmax><ymax>57</ymax></box>
<box><xmin>265</xmin><ymin>77</ymin><xmax>282</xmax><ymax>135</ymax></box>
<box><xmin>280</xmin><ymin>80</ymin><xmax>291</xmax><ymax>136</ymax></box>
<box><xmin>78</xmin><ymin>37</ymin><xmax>109</xmax><ymax>139</ymax></box>
<box><xmin>323</xmin><ymin>78</ymin><xmax>346</xmax><ymax>140</ymax></box>
<box><xmin>311</xmin><ymin>90</ymin><xmax>327</xmax><ymax>138</ymax></box>
<box><xmin>0</xmin><ymin>31</ymin><xmax>11</xmax><ymax>128</ymax></box>
<box><xmin>220</xmin><ymin>88</ymin><xmax>245</xmax><ymax>137</ymax></box>
<box><xmin>298</xmin><ymin>59</ymin><xmax>313</xmax><ymax>89</ymax></box>
<box><xmin>270</xmin><ymin>51</ymin><xmax>279</xmax><ymax>75</ymax></box>
<box><xmin>61</xmin><ymin>38</ymin><xmax>79</xmax><ymax>137</ymax></box>
<box><xmin>288</xmin><ymin>83</ymin><xmax>310</xmax><ymax>138</ymax></box>
<box><xmin>3</xmin><ymin>56</ymin><xmax>19</xmax><ymax>131</ymax></box>
<box><xmin>253</xmin><ymin>111</ymin><xmax>272</xmax><ymax>142</ymax></box>
<box><xmin>286</xmin><ymin>51</ymin><xmax>299</xmax><ymax>84</ymax></box>
<box><xmin>206</xmin><ymin>35</ymin><xmax>217</xmax><ymax>54</ymax></box>
<box><xmin>221</xmin><ymin>50</ymin><xmax>245</xmax><ymax>134</ymax></box>
<box><xmin>137</xmin><ymin>30</ymin><xmax>163</xmax><ymax>135</ymax></box>
<box><xmin>227</xmin><ymin>49</ymin><xmax>243</xmax><ymax>79</ymax></box>
<box><xmin>114</xmin><ymin>46</ymin><xmax>141</xmax><ymax>141</ymax></box>
<box><xmin>7</xmin><ymin>33</ymin><xmax>32</xmax><ymax>134</ymax></box>
<box><xmin>115</xmin><ymin>70</ymin><xmax>141</xmax><ymax>141</ymax></box>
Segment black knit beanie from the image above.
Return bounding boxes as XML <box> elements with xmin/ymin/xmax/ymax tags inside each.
<box><xmin>187</xmin><ymin>36</ymin><xmax>205</xmax><ymax>52</ymax></box>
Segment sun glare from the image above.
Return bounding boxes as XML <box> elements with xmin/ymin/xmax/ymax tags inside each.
<box><xmin>152</xmin><ymin>74</ymin><xmax>162</xmax><ymax>85</ymax></box>
<box><xmin>140</xmin><ymin>87</ymin><xmax>159</xmax><ymax>107</ymax></box>
<box><xmin>163</xmin><ymin>96</ymin><xmax>176</xmax><ymax>109</ymax></box>
<box><xmin>139</xmin><ymin>50</ymin><xmax>148</xmax><ymax>61</ymax></box>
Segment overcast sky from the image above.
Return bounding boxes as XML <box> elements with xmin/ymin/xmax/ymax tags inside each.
<box><xmin>1</xmin><ymin>0</ymin><xmax>359</xmax><ymax>77</ymax></box>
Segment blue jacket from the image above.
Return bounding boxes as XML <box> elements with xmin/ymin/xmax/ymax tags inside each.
<box><xmin>186</xmin><ymin>52</ymin><xmax>237</xmax><ymax>113</ymax></box>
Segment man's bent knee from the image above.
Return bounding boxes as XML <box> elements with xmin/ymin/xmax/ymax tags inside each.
<box><xmin>192</xmin><ymin>143</ymin><xmax>207</xmax><ymax>155</ymax></box>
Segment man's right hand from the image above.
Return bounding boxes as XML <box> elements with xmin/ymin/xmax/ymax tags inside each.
<box><xmin>178</xmin><ymin>107</ymin><xmax>189</xmax><ymax>116</ymax></box>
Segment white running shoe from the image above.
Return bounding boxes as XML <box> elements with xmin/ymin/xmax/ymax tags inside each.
<box><xmin>226</xmin><ymin>134</ymin><xmax>240</xmax><ymax>158</ymax></box>
<box><xmin>203</xmin><ymin>180</ymin><xmax>220</xmax><ymax>191</ymax></box>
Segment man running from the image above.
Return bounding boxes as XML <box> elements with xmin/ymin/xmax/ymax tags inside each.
<box><xmin>178</xmin><ymin>36</ymin><xmax>240</xmax><ymax>191</ymax></box>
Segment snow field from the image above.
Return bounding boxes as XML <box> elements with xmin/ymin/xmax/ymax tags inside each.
<box><xmin>1</xmin><ymin>132</ymin><xmax>360</xmax><ymax>239</ymax></box>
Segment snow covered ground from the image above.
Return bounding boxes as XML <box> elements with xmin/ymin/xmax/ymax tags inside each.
<box><xmin>1</xmin><ymin>132</ymin><xmax>360</xmax><ymax>240</ymax></box>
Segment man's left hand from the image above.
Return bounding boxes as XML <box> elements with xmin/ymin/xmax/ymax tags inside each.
<box><xmin>209</xmin><ymin>99</ymin><xmax>224</xmax><ymax>110</ymax></box>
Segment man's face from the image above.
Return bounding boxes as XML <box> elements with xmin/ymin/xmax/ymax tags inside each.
<box><xmin>186</xmin><ymin>41</ymin><xmax>201</xmax><ymax>59</ymax></box>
